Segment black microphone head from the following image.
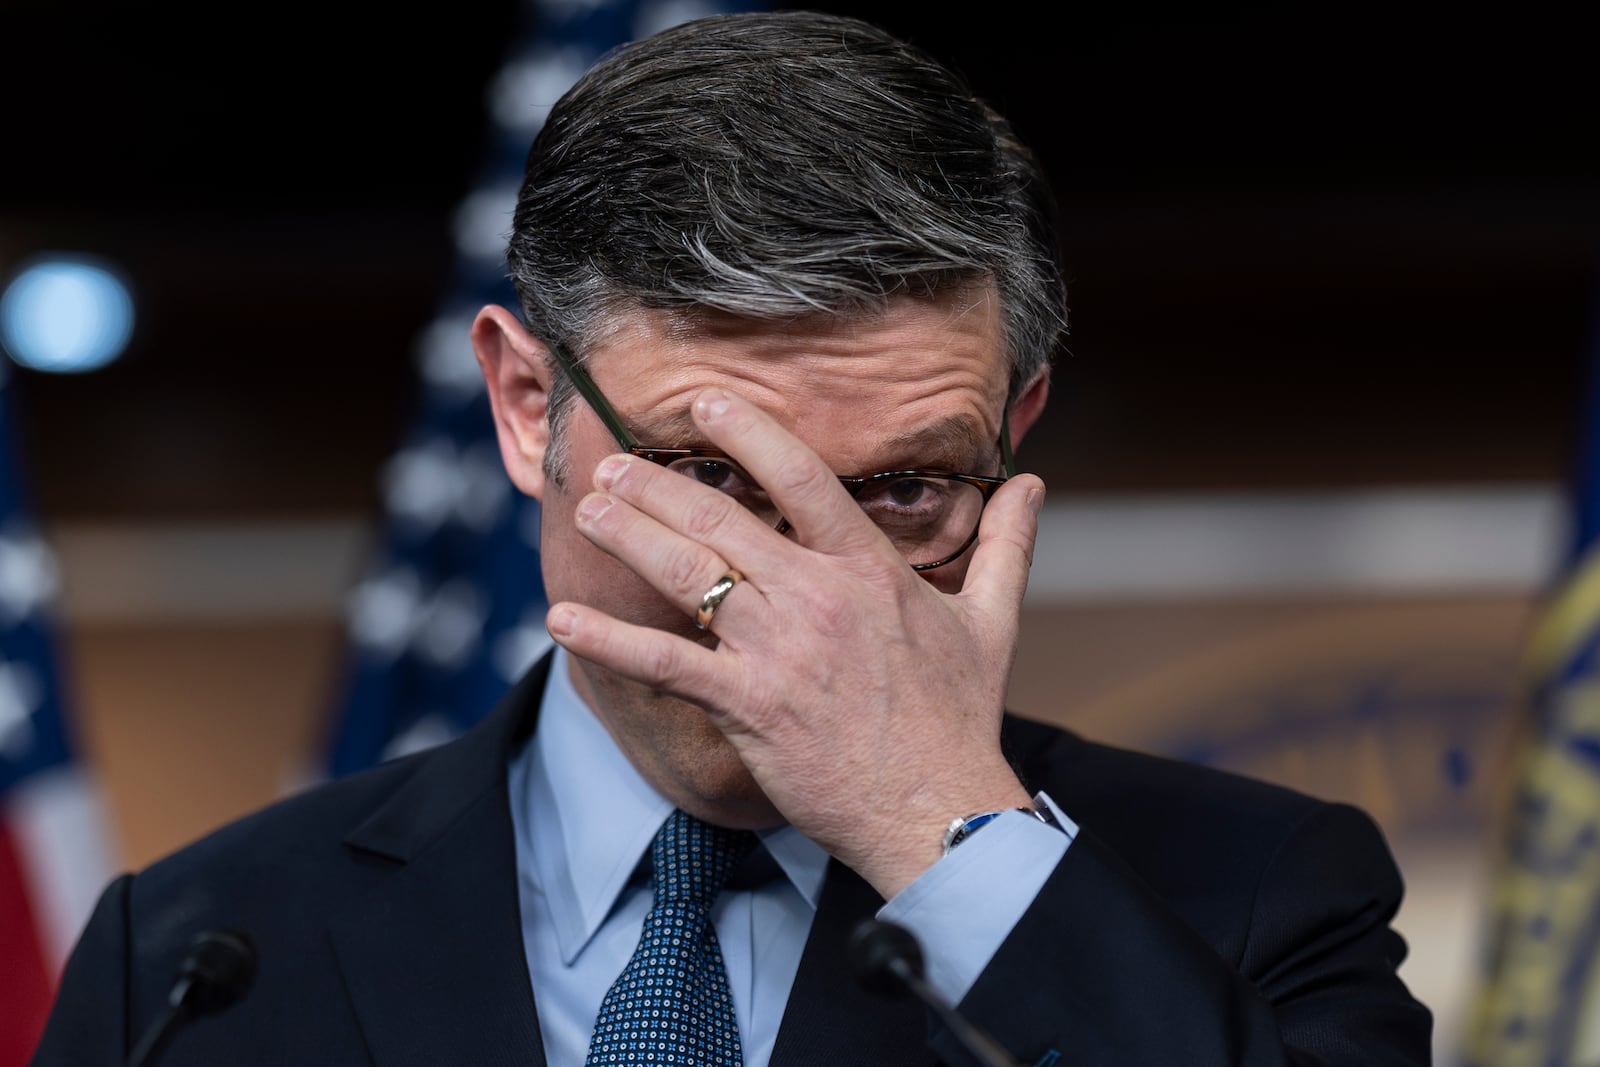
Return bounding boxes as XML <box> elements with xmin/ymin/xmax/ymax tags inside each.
<box><xmin>175</xmin><ymin>929</ymin><xmax>258</xmax><ymax>1017</ymax></box>
<box><xmin>848</xmin><ymin>918</ymin><xmax>925</xmax><ymax>1000</ymax></box>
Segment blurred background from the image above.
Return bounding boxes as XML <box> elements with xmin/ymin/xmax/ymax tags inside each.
<box><xmin>2</xmin><ymin>1</ymin><xmax>1597</xmax><ymax>1064</ymax></box>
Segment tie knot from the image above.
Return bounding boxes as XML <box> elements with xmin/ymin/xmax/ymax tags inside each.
<box><xmin>651</xmin><ymin>809</ymin><xmax>758</xmax><ymax>908</ymax></box>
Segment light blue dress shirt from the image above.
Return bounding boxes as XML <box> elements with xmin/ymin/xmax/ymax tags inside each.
<box><xmin>508</xmin><ymin>648</ymin><xmax>1076</xmax><ymax>1066</ymax></box>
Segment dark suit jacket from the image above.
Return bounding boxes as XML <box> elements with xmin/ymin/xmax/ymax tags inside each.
<box><xmin>32</xmin><ymin>654</ymin><xmax>1432</xmax><ymax>1066</ymax></box>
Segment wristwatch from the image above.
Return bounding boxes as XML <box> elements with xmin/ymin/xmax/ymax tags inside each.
<box><xmin>940</xmin><ymin>796</ymin><xmax>1062</xmax><ymax>855</ymax></box>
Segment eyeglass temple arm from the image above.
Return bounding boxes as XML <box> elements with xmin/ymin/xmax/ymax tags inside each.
<box><xmin>547</xmin><ymin>340</ymin><xmax>641</xmax><ymax>451</ymax></box>
<box><xmin>999</xmin><ymin>407</ymin><xmax>1016</xmax><ymax>477</ymax></box>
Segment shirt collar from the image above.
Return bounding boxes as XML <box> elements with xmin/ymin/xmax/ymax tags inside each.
<box><xmin>520</xmin><ymin>648</ymin><xmax>829</xmax><ymax>965</ymax></box>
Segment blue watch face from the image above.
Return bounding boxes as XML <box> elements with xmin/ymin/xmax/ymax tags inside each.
<box><xmin>946</xmin><ymin>803</ymin><xmax>1063</xmax><ymax>854</ymax></box>
<box><xmin>962</xmin><ymin>812</ymin><xmax>1006</xmax><ymax>836</ymax></box>
<box><xmin>944</xmin><ymin>810</ymin><xmax>1007</xmax><ymax>853</ymax></box>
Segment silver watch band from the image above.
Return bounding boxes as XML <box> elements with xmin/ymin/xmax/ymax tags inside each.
<box><xmin>940</xmin><ymin>797</ymin><xmax>1060</xmax><ymax>855</ymax></box>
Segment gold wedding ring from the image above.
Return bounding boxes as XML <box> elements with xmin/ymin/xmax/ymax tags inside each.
<box><xmin>695</xmin><ymin>569</ymin><xmax>743</xmax><ymax>631</ymax></box>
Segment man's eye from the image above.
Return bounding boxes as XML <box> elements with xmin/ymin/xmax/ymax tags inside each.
<box><xmin>672</xmin><ymin>458</ymin><xmax>742</xmax><ymax>491</ymax></box>
<box><xmin>868</xmin><ymin>478</ymin><xmax>949</xmax><ymax>515</ymax></box>
<box><xmin>885</xmin><ymin>479</ymin><xmax>933</xmax><ymax>508</ymax></box>
<box><xmin>691</xmin><ymin>460</ymin><xmax>733</xmax><ymax>489</ymax></box>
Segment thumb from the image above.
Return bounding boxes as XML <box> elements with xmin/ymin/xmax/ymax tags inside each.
<box><xmin>961</xmin><ymin>473</ymin><xmax>1044</xmax><ymax>619</ymax></box>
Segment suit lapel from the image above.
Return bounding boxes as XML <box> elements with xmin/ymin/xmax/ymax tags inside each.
<box><xmin>770</xmin><ymin>860</ymin><xmax>933</xmax><ymax>1067</ymax></box>
<box><xmin>318</xmin><ymin>653</ymin><xmax>942</xmax><ymax>1066</ymax></box>
<box><xmin>328</xmin><ymin>660</ymin><xmax>552</xmax><ymax>1067</ymax></box>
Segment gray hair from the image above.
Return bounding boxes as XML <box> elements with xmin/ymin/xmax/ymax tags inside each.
<box><xmin>505</xmin><ymin>10</ymin><xmax>1068</xmax><ymax>473</ymax></box>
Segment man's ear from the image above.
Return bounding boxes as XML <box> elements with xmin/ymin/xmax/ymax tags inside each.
<box><xmin>472</xmin><ymin>304</ymin><xmax>553</xmax><ymax>501</ymax></box>
<box><xmin>1005</xmin><ymin>368</ymin><xmax>1051</xmax><ymax>451</ymax></box>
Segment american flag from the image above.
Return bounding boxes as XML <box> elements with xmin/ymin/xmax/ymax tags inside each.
<box><xmin>322</xmin><ymin>0</ymin><xmax>763</xmax><ymax>776</ymax></box>
<box><xmin>0</xmin><ymin>364</ymin><xmax>112</xmax><ymax>1067</ymax></box>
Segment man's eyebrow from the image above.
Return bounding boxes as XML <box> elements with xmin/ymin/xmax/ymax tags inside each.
<box><xmin>625</xmin><ymin>407</ymin><xmax>994</xmax><ymax>469</ymax></box>
<box><xmin>876</xmin><ymin>416</ymin><xmax>991</xmax><ymax>469</ymax></box>
<box><xmin>627</xmin><ymin>407</ymin><xmax>701</xmax><ymax>445</ymax></box>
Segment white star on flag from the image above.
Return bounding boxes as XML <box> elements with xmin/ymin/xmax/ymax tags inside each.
<box><xmin>0</xmin><ymin>659</ymin><xmax>41</xmax><ymax>759</ymax></box>
<box><xmin>0</xmin><ymin>531</ymin><xmax>59</xmax><ymax>624</ymax></box>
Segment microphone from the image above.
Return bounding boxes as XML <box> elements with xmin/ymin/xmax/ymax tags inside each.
<box><xmin>849</xmin><ymin>919</ymin><xmax>1023</xmax><ymax>1067</ymax></box>
<box><xmin>127</xmin><ymin>928</ymin><xmax>258</xmax><ymax>1067</ymax></box>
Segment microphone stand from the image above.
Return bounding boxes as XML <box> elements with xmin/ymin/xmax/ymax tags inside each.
<box><xmin>850</xmin><ymin>919</ymin><xmax>1024</xmax><ymax>1067</ymax></box>
<box><xmin>127</xmin><ymin>929</ymin><xmax>258</xmax><ymax>1067</ymax></box>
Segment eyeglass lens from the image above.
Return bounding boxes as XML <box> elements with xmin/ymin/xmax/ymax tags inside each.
<box><xmin>659</xmin><ymin>455</ymin><xmax>987</xmax><ymax>568</ymax></box>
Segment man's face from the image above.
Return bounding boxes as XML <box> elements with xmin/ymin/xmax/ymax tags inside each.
<box><xmin>531</xmin><ymin>289</ymin><xmax>1013</xmax><ymax>827</ymax></box>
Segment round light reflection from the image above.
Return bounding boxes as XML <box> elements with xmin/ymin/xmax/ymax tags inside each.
<box><xmin>0</xmin><ymin>257</ymin><xmax>135</xmax><ymax>373</ymax></box>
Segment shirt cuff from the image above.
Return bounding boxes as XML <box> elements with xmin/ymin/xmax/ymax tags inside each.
<box><xmin>878</xmin><ymin>792</ymin><xmax>1076</xmax><ymax>1006</ymax></box>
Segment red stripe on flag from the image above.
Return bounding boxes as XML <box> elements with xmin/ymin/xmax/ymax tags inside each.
<box><xmin>0</xmin><ymin>820</ymin><xmax>54</xmax><ymax>1067</ymax></box>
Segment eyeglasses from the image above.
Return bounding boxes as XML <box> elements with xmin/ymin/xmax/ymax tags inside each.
<box><xmin>548</xmin><ymin>341</ymin><xmax>1015</xmax><ymax>571</ymax></box>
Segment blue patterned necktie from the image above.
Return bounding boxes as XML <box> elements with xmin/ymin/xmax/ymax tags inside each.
<box><xmin>585</xmin><ymin>809</ymin><xmax>759</xmax><ymax>1066</ymax></box>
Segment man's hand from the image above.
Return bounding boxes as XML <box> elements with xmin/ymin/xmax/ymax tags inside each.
<box><xmin>545</xmin><ymin>387</ymin><xmax>1044</xmax><ymax>898</ymax></box>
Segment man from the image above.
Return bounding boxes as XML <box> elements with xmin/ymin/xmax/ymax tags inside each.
<box><xmin>33</xmin><ymin>11</ymin><xmax>1431</xmax><ymax>1066</ymax></box>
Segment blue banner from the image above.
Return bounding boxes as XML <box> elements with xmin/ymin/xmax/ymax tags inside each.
<box><xmin>1467</xmin><ymin>274</ymin><xmax>1600</xmax><ymax>1066</ymax></box>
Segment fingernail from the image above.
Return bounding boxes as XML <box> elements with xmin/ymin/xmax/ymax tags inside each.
<box><xmin>548</xmin><ymin>606</ymin><xmax>577</xmax><ymax>638</ymax></box>
<box><xmin>595</xmin><ymin>454</ymin><xmax>628</xmax><ymax>490</ymax></box>
<box><xmin>694</xmin><ymin>389</ymin><xmax>732</xmax><ymax>421</ymax></box>
<box><xmin>1027</xmin><ymin>486</ymin><xmax>1045</xmax><ymax>515</ymax></box>
<box><xmin>576</xmin><ymin>494</ymin><xmax>613</xmax><ymax>526</ymax></box>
